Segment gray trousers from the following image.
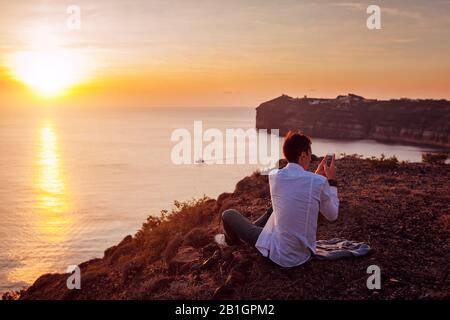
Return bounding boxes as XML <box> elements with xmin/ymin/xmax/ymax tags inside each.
<box><xmin>221</xmin><ymin>207</ymin><xmax>273</xmax><ymax>246</ymax></box>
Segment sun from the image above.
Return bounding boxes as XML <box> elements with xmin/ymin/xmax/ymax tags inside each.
<box><xmin>9</xmin><ymin>50</ymin><xmax>87</xmax><ymax>97</ymax></box>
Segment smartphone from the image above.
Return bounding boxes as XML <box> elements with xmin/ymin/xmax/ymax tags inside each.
<box><xmin>326</xmin><ymin>153</ymin><xmax>334</xmax><ymax>167</ymax></box>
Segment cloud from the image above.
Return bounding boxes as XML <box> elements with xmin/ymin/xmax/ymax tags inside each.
<box><xmin>333</xmin><ymin>2</ymin><xmax>365</xmax><ymax>10</ymax></box>
<box><xmin>382</xmin><ymin>7</ymin><xmax>424</xmax><ymax>21</ymax></box>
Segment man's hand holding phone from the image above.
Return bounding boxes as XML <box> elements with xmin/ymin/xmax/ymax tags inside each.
<box><xmin>323</xmin><ymin>153</ymin><xmax>337</xmax><ymax>181</ymax></box>
<box><xmin>315</xmin><ymin>156</ymin><xmax>327</xmax><ymax>177</ymax></box>
<box><xmin>316</xmin><ymin>153</ymin><xmax>337</xmax><ymax>186</ymax></box>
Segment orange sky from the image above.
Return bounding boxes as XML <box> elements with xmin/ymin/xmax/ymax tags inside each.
<box><xmin>1</xmin><ymin>0</ymin><xmax>449</xmax><ymax>108</ymax></box>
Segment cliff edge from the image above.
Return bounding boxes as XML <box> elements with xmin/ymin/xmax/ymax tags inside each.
<box><xmin>256</xmin><ymin>94</ymin><xmax>450</xmax><ymax>148</ymax></box>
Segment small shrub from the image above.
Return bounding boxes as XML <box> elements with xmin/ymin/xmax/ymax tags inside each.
<box><xmin>366</xmin><ymin>154</ymin><xmax>399</xmax><ymax>170</ymax></box>
<box><xmin>135</xmin><ymin>196</ymin><xmax>213</xmax><ymax>263</ymax></box>
<box><xmin>422</xmin><ymin>152</ymin><xmax>448</xmax><ymax>164</ymax></box>
<box><xmin>341</xmin><ymin>153</ymin><xmax>364</xmax><ymax>160</ymax></box>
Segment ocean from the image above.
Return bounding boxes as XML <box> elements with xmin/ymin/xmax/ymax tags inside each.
<box><xmin>0</xmin><ymin>106</ymin><xmax>442</xmax><ymax>292</ymax></box>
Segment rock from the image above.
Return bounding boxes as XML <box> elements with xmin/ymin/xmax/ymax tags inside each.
<box><xmin>183</xmin><ymin>227</ymin><xmax>210</xmax><ymax>248</ymax></box>
<box><xmin>212</xmin><ymin>284</ymin><xmax>234</xmax><ymax>300</ymax></box>
<box><xmin>108</xmin><ymin>242</ymin><xmax>136</xmax><ymax>265</ymax></box>
<box><xmin>167</xmin><ymin>246</ymin><xmax>201</xmax><ymax>275</ymax></box>
<box><xmin>178</xmin><ymin>263</ymin><xmax>191</xmax><ymax>274</ymax></box>
<box><xmin>202</xmin><ymin>243</ymin><xmax>219</xmax><ymax>256</ymax></box>
<box><xmin>105</xmin><ymin>235</ymin><xmax>133</xmax><ymax>258</ymax></box>
<box><xmin>136</xmin><ymin>277</ymin><xmax>174</xmax><ymax>299</ymax></box>
<box><xmin>119</xmin><ymin>235</ymin><xmax>133</xmax><ymax>246</ymax></box>
<box><xmin>163</xmin><ymin>233</ymin><xmax>184</xmax><ymax>265</ymax></box>
<box><xmin>121</xmin><ymin>259</ymin><xmax>144</xmax><ymax>282</ymax></box>
<box><xmin>78</xmin><ymin>258</ymin><xmax>102</xmax><ymax>270</ymax></box>
<box><xmin>104</xmin><ymin>245</ymin><xmax>117</xmax><ymax>258</ymax></box>
<box><xmin>236</xmin><ymin>261</ymin><xmax>252</xmax><ymax>275</ymax></box>
<box><xmin>221</xmin><ymin>248</ymin><xmax>234</xmax><ymax>262</ymax></box>
<box><xmin>225</xmin><ymin>268</ymin><xmax>246</xmax><ymax>286</ymax></box>
<box><xmin>174</xmin><ymin>246</ymin><xmax>201</xmax><ymax>263</ymax></box>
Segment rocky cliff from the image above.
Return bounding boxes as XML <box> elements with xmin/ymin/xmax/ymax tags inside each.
<box><xmin>256</xmin><ymin>94</ymin><xmax>450</xmax><ymax>148</ymax></box>
<box><xmin>4</xmin><ymin>157</ymin><xmax>450</xmax><ymax>300</ymax></box>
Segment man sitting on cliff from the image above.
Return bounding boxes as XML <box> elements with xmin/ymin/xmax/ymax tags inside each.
<box><xmin>215</xmin><ymin>131</ymin><xmax>339</xmax><ymax>267</ymax></box>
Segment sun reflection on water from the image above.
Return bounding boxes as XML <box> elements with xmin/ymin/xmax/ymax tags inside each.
<box><xmin>34</xmin><ymin>121</ymin><xmax>73</xmax><ymax>242</ymax></box>
<box><xmin>37</xmin><ymin>125</ymin><xmax>67</xmax><ymax>213</ymax></box>
<box><xmin>7</xmin><ymin>120</ymin><xmax>74</xmax><ymax>287</ymax></box>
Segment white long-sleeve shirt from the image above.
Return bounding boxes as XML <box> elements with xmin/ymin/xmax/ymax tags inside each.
<box><xmin>255</xmin><ymin>162</ymin><xmax>339</xmax><ymax>267</ymax></box>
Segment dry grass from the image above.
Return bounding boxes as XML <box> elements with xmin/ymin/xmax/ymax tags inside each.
<box><xmin>135</xmin><ymin>196</ymin><xmax>216</xmax><ymax>263</ymax></box>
